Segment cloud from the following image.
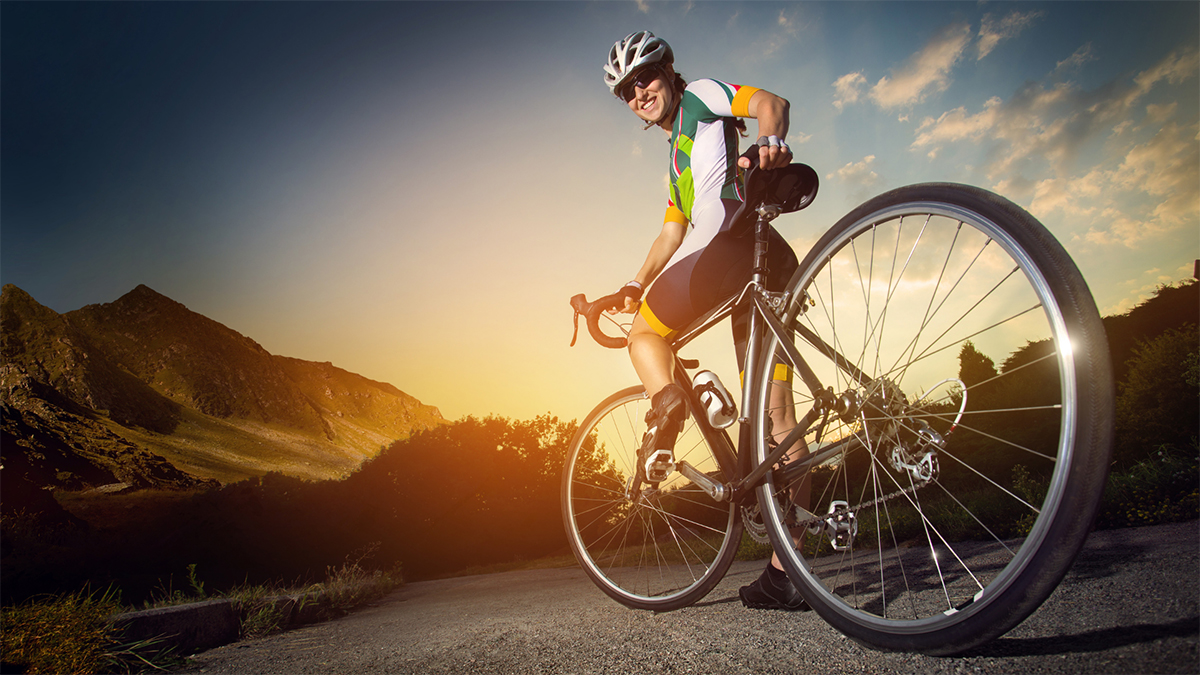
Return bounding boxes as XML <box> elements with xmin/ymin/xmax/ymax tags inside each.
<box><xmin>977</xmin><ymin>10</ymin><xmax>1044</xmax><ymax>60</ymax></box>
<box><xmin>827</xmin><ymin>155</ymin><xmax>881</xmax><ymax>187</ymax></box>
<box><xmin>1102</xmin><ymin>265</ymin><xmax>1194</xmax><ymax>315</ymax></box>
<box><xmin>913</xmin><ymin>96</ymin><xmax>1004</xmax><ymax>148</ymax></box>
<box><xmin>1123</xmin><ymin>48</ymin><xmax>1199</xmax><ymax>109</ymax></box>
<box><xmin>788</xmin><ymin>131</ymin><xmax>813</xmax><ymax>146</ymax></box>
<box><xmin>1054</xmin><ymin>43</ymin><xmax>1097</xmax><ymax>77</ymax></box>
<box><xmin>912</xmin><ymin>47</ymin><xmax>1199</xmax><ymax>250</ymax></box>
<box><xmin>729</xmin><ymin>7</ymin><xmax>805</xmax><ymax>64</ymax></box>
<box><xmin>1110</xmin><ymin>121</ymin><xmax>1200</xmax><ymax>229</ymax></box>
<box><xmin>833</xmin><ymin>21</ymin><xmax>972</xmax><ymax>111</ymax></box>
<box><xmin>913</xmin><ymin>48</ymin><xmax>1198</xmax><ymax>178</ymax></box>
<box><xmin>1033</xmin><ymin>121</ymin><xmax>1199</xmax><ymax>247</ymax></box>
<box><xmin>869</xmin><ymin>22</ymin><xmax>972</xmax><ymax>109</ymax></box>
<box><xmin>832</xmin><ymin>72</ymin><xmax>867</xmax><ymax>111</ymax></box>
<box><xmin>758</xmin><ymin>8</ymin><xmax>804</xmax><ymax>59</ymax></box>
<box><xmin>777</xmin><ymin>8</ymin><xmax>796</xmax><ymax>30</ymax></box>
<box><xmin>1143</xmin><ymin>102</ymin><xmax>1178</xmax><ymax>127</ymax></box>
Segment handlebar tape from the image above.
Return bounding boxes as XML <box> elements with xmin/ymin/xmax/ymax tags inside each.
<box><xmin>569</xmin><ymin>293</ymin><xmax>628</xmax><ymax>349</ymax></box>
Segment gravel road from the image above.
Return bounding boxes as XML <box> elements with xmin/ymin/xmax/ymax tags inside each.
<box><xmin>181</xmin><ymin>521</ymin><xmax>1198</xmax><ymax>674</ymax></box>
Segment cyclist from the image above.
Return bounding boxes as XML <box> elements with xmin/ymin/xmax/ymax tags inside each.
<box><xmin>601</xmin><ymin>31</ymin><xmax>809</xmax><ymax>611</ymax></box>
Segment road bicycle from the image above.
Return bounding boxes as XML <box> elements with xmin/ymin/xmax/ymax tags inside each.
<box><xmin>562</xmin><ymin>157</ymin><xmax>1114</xmax><ymax>655</ymax></box>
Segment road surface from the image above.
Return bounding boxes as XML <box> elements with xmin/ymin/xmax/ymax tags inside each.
<box><xmin>181</xmin><ymin>521</ymin><xmax>1198</xmax><ymax>674</ymax></box>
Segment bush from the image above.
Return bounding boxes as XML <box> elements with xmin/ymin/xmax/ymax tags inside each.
<box><xmin>1097</xmin><ymin>443</ymin><xmax>1200</xmax><ymax>529</ymax></box>
<box><xmin>1113</xmin><ymin>325</ymin><xmax>1199</xmax><ymax>468</ymax></box>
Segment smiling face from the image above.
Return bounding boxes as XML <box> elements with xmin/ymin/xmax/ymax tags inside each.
<box><xmin>623</xmin><ymin>64</ymin><xmax>676</xmax><ymax>128</ymax></box>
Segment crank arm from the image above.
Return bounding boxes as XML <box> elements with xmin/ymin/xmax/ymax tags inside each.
<box><xmin>676</xmin><ymin>461</ymin><xmax>728</xmax><ymax>502</ymax></box>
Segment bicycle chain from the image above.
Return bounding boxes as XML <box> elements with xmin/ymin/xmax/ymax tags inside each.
<box><xmin>744</xmin><ymin>477</ymin><xmax>930</xmax><ymax>544</ymax></box>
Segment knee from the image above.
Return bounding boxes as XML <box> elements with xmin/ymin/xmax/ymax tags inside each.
<box><xmin>626</xmin><ymin>317</ymin><xmax>663</xmax><ymax>351</ymax></box>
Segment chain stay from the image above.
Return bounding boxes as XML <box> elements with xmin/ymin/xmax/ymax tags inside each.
<box><xmin>743</xmin><ymin>477</ymin><xmax>930</xmax><ymax>546</ymax></box>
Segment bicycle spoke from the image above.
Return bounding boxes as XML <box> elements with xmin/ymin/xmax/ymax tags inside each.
<box><xmin>564</xmin><ymin>388</ymin><xmax>741</xmax><ymax>609</ymax></box>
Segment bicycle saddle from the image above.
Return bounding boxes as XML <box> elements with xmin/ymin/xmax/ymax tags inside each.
<box><xmin>731</xmin><ymin>161</ymin><xmax>819</xmax><ymax>235</ymax></box>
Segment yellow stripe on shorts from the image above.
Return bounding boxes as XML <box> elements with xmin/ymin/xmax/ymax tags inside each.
<box><xmin>739</xmin><ymin>363</ymin><xmax>793</xmax><ymax>387</ymax></box>
<box><xmin>638</xmin><ymin>302</ymin><xmax>677</xmax><ymax>340</ymax></box>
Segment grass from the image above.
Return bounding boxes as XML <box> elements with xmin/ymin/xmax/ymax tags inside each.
<box><xmin>0</xmin><ymin>585</ymin><xmax>177</xmax><ymax>674</ymax></box>
<box><xmin>0</xmin><ymin>550</ymin><xmax>403</xmax><ymax>674</ymax></box>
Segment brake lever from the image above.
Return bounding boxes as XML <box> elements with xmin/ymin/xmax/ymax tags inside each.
<box><xmin>569</xmin><ymin>293</ymin><xmax>588</xmax><ymax>347</ymax></box>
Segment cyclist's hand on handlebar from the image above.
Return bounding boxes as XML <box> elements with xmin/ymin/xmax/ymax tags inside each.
<box><xmin>738</xmin><ymin>135</ymin><xmax>793</xmax><ymax>171</ymax></box>
<box><xmin>605</xmin><ymin>282</ymin><xmax>643</xmax><ymax>315</ymax></box>
<box><xmin>606</xmin><ymin>296</ymin><xmax>637</xmax><ymax>315</ymax></box>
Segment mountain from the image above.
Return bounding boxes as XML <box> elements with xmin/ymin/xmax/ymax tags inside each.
<box><xmin>1</xmin><ymin>284</ymin><xmax>445</xmax><ymax>495</ymax></box>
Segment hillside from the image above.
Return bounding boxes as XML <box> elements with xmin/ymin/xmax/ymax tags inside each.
<box><xmin>1</xmin><ymin>284</ymin><xmax>444</xmax><ymax>494</ymax></box>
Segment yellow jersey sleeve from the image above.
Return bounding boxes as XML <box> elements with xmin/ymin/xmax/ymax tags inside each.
<box><xmin>730</xmin><ymin>85</ymin><xmax>760</xmax><ymax>118</ymax></box>
<box><xmin>664</xmin><ymin>204</ymin><xmax>688</xmax><ymax>226</ymax></box>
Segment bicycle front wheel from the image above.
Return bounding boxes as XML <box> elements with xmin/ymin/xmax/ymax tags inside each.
<box><xmin>754</xmin><ymin>183</ymin><xmax>1113</xmax><ymax>654</ymax></box>
<box><xmin>562</xmin><ymin>386</ymin><xmax>743</xmax><ymax>611</ymax></box>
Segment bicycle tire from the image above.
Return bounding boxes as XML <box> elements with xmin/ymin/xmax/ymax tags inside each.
<box><xmin>753</xmin><ymin>183</ymin><xmax>1113</xmax><ymax>654</ymax></box>
<box><xmin>562</xmin><ymin>386</ymin><xmax>743</xmax><ymax>611</ymax></box>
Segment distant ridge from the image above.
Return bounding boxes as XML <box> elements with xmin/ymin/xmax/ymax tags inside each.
<box><xmin>1</xmin><ymin>284</ymin><xmax>445</xmax><ymax>497</ymax></box>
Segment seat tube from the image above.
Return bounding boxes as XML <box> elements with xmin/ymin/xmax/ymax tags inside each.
<box><xmin>739</xmin><ymin>215</ymin><xmax>772</xmax><ymax>426</ymax></box>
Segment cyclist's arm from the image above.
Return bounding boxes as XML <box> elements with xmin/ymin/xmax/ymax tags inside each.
<box><xmin>618</xmin><ymin>209</ymin><xmax>688</xmax><ymax>313</ymax></box>
<box><xmin>739</xmin><ymin>89</ymin><xmax>792</xmax><ymax>170</ymax></box>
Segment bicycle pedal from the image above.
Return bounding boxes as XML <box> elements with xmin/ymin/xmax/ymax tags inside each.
<box><xmin>644</xmin><ymin>449</ymin><xmax>676</xmax><ymax>483</ymax></box>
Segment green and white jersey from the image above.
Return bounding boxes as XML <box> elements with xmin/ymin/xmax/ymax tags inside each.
<box><xmin>666</xmin><ymin>79</ymin><xmax>760</xmax><ymax>224</ymax></box>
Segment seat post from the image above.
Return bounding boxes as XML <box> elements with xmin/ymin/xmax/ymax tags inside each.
<box><xmin>751</xmin><ymin>206</ymin><xmax>781</xmax><ymax>284</ymax></box>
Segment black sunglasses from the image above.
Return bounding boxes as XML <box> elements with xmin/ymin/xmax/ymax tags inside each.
<box><xmin>619</xmin><ymin>66</ymin><xmax>664</xmax><ymax>102</ymax></box>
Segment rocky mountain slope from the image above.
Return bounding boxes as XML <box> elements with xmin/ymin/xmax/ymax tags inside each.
<box><xmin>1</xmin><ymin>284</ymin><xmax>444</xmax><ymax>494</ymax></box>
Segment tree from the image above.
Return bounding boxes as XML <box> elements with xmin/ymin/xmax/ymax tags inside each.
<box><xmin>348</xmin><ymin>414</ymin><xmax>579</xmax><ymax>578</ymax></box>
<box><xmin>1113</xmin><ymin>325</ymin><xmax>1200</xmax><ymax>467</ymax></box>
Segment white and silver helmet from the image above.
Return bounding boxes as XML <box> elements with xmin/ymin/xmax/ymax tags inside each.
<box><xmin>603</xmin><ymin>31</ymin><xmax>673</xmax><ymax>96</ymax></box>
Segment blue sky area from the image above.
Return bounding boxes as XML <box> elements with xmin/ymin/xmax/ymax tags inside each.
<box><xmin>3</xmin><ymin>2</ymin><xmax>1197</xmax><ymax>420</ymax></box>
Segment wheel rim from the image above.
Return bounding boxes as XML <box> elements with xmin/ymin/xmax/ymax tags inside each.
<box><xmin>565</xmin><ymin>390</ymin><xmax>740</xmax><ymax>607</ymax></box>
<box><xmin>757</xmin><ymin>200</ymin><xmax>1081</xmax><ymax>634</ymax></box>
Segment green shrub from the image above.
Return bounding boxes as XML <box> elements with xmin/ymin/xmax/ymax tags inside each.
<box><xmin>1097</xmin><ymin>444</ymin><xmax>1200</xmax><ymax>529</ymax></box>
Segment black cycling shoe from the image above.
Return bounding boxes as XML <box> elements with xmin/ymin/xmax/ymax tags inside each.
<box><xmin>739</xmin><ymin>564</ymin><xmax>811</xmax><ymax>611</ymax></box>
<box><xmin>638</xmin><ymin>383</ymin><xmax>688</xmax><ymax>483</ymax></box>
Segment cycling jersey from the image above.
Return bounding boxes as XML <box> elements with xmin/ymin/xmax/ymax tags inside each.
<box><xmin>667</xmin><ymin>79</ymin><xmax>760</xmax><ymax>221</ymax></box>
<box><xmin>638</xmin><ymin>78</ymin><xmax>799</xmax><ymax>378</ymax></box>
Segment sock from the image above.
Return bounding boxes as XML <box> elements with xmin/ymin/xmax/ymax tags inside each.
<box><xmin>765</xmin><ymin>563</ymin><xmax>790</xmax><ymax>589</ymax></box>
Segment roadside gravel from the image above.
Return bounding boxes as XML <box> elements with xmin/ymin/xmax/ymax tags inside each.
<box><xmin>180</xmin><ymin>521</ymin><xmax>1199</xmax><ymax>674</ymax></box>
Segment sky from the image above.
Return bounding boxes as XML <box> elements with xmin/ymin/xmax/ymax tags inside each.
<box><xmin>3</xmin><ymin>1</ymin><xmax>1197</xmax><ymax>423</ymax></box>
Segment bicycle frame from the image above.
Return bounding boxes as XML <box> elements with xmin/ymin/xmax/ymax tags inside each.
<box><xmin>665</xmin><ymin>208</ymin><xmax>851</xmax><ymax>506</ymax></box>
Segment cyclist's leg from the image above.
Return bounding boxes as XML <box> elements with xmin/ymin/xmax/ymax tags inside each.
<box><xmin>728</xmin><ymin>222</ymin><xmax>807</xmax><ymax>478</ymax></box>
<box><xmin>627</xmin><ymin>312</ymin><xmax>687</xmax><ymax>482</ymax></box>
<box><xmin>627</xmin><ymin>313</ymin><xmax>674</xmax><ymax>399</ymax></box>
<box><xmin>727</xmin><ymin>222</ymin><xmax>816</xmax><ymax>609</ymax></box>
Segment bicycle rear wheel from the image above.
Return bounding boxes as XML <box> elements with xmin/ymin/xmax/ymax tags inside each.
<box><xmin>754</xmin><ymin>183</ymin><xmax>1113</xmax><ymax>654</ymax></box>
<box><xmin>563</xmin><ymin>386</ymin><xmax>743</xmax><ymax>611</ymax></box>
